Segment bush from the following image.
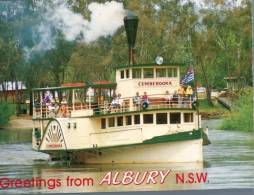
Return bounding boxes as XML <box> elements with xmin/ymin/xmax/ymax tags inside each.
<box><xmin>221</xmin><ymin>89</ymin><xmax>253</xmax><ymax>132</ymax></box>
<box><xmin>0</xmin><ymin>102</ymin><xmax>15</xmax><ymax>126</ymax></box>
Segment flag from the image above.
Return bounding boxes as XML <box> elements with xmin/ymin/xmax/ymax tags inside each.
<box><xmin>181</xmin><ymin>66</ymin><xmax>194</xmax><ymax>85</ymax></box>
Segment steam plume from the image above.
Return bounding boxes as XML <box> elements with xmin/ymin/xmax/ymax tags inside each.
<box><xmin>25</xmin><ymin>1</ymin><xmax>125</xmax><ymax>60</ymax></box>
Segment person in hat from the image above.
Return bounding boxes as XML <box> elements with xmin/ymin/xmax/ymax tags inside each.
<box><xmin>186</xmin><ymin>86</ymin><xmax>193</xmax><ymax>100</ymax></box>
<box><xmin>177</xmin><ymin>85</ymin><xmax>185</xmax><ymax>107</ymax></box>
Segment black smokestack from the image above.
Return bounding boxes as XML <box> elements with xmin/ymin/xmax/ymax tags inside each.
<box><xmin>124</xmin><ymin>11</ymin><xmax>139</xmax><ymax>65</ymax></box>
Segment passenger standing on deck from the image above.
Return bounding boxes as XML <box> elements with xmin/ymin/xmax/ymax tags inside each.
<box><xmin>185</xmin><ymin>86</ymin><xmax>193</xmax><ymax>100</ymax></box>
<box><xmin>185</xmin><ymin>86</ymin><xmax>193</xmax><ymax>108</ymax></box>
<box><xmin>142</xmin><ymin>92</ymin><xmax>149</xmax><ymax>109</ymax></box>
<box><xmin>113</xmin><ymin>95</ymin><xmax>118</xmax><ymax>106</ymax></box>
<box><xmin>172</xmin><ymin>90</ymin><xmax>178</xmax><ymax>107</ymax></box>
<box><xmin>133</xmin><ymin>92</ymin><xmax>141</xmax><ymax>110</ymax></box>
<box><xmin>117</xmin><ymin>93</ymin><xmax>123</xmax><ymax>111</ymax></box>
<box><xmin>43</xmin><ymin>91</ymin><xmax>52</xmax><ymax>105</ymax></box>
<box><xmin>165</xmin><ymin>91</ymin><xmax>172</xmax><ymax>106</ymax></box>
<box><xmin>177</xmin><ymin>85</ymin><xmax>185</xmax><ymax>107</ymax></box>
<box><xmin>43</xmin><ymin>91</ymin><xmax>53</xmax><ymax>117</ymax></box>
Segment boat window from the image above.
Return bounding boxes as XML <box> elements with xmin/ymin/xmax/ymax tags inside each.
<box><xmin>143</xmin><ymin>68</ymin><xmax>154</xmax><ymax>78</ymax></box>
<box><xmin>117</xmin><ymin>116</ymin><xmax>123</xmax><ymax>126</ymax></box>
<box><xmin>126</xmin><ymin>115</ymin><xmax>132</xmax><ymax>125</ymax></box>
<box><xmin>156</xmin><ymin>68</ymin><xmax>166</xmax><ymax>78</ymax></box>
<box><xmin>132</xmin><ymin>69</ymin><xmax>141</xmax><ymax>79</ymax></box>
<box><xmin>184</xmin><ymin>113</ymin><xmax>194</xmax><ymax>123</ymax></box>
<box><xmin>143</xmin><ymin>114</ymin><xmax>154</xmax><ymax>124</ymax></box>
<box><xmin>156</xmin><ymin>113</ymin><xmax>167</xmax><ymax>124</ymax></box>
<box><xmin>126</xmin><ymin>69</ymin><xmax>130</xmax><ymax>78</ymax></box>
<box><xmin>120</xmin><ymin>70</ymin><xmax>125</xmax><ymax>79</ymax></box>
<box><xmin>134</xmin><ymin>114</ymin><xmax>140</xmax><ymax>124</ymax></box>
<box><xmin>108</xmin><ymin>117</ymin><xmax>115</xmax><ymax>127</ymax></box>
<box><xmin>170</xmin><ymin>113</ymin><xmax>181</xmax><ymax>124</ymax></box>
<box><xmin>167</xmin><ymin>68</ymin><xmax>178</xmax><ymax>78</ymax></box>
<box><xmin>173</xmin><ymin>68</ymin><xmax>177</xmax><ymax>77</ymax></box>
<box><xmin>101</xmin><ymin>118</ymin><xmax>106</xmax><ymax>129</ymax></box>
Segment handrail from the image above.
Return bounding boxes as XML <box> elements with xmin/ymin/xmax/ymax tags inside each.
<box><xmin>33</xmin><ymin>93</ymin><xmax>195</xmax><ymax>119</ymax></box>
<box><xmin>90</xmin><ymin>127</ymin><xmax>142</xmax><ymax>135</ymax></box>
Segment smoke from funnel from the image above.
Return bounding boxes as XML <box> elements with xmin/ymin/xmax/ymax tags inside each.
<box><xmin>24</xmin><ymin>0</ymin><xmax>125</xmax><ymax>60</ymax></box>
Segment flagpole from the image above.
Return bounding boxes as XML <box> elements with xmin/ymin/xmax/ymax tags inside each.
<box><xmin>186</xmin><ymin>20</ymin><xmax>201</xmax><ymax>131</ymax></box>
<box><xmin>190</xmin><ymin>64</ymin><xmax>200</xmax><ymax>130</ymax></box>
<box><xmin>181</xmin><ymin>64</ymin><xmax>200</xmax><ymax>129</ymax></box>
<box><xmin>194</xmin><ymin>73</ymin><xmax>200</xmax><ymax>130</ymax></box>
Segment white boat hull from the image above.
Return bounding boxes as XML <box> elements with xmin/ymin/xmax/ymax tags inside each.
<box><xmin>68</xmin><ymin>139</ymin><xmax>203</xmax><ymax>164</ymax></box>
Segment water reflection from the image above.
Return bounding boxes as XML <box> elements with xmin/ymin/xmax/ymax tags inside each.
<box><xmin>0</xmin><ymin>129</ymin><xmax>31</xmax><ymax>144</ymax></box>
<box><xmin>202</xmin><ymin>120</ymin><xmax>254</xmax><ymax>189</ymax></box>
<box><xmin>0</xmin><ymin>163</ymin><xmax>204</xmax><ymax>194</ymax></box>
<box><xmin>0</xmin><ymin>120</ymin><xmax>254</xmax><ymax>193</ymax></box>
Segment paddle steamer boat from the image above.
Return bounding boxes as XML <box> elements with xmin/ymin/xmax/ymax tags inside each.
<box><xmin>31</xmin><ymin>12</ymin><xmax>208</xmax><ymax>164</ymax></box>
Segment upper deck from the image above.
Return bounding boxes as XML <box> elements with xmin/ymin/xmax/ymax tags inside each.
<box><xmin>32</xmin><ymin>63</ymin><xmax>196</xmax><ymax>120</ymax></box>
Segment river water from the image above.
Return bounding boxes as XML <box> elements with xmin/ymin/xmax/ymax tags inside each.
<box><xmin>0</xmin><ymin>120</ymin><xmax>253</xmax><ymax>194</ymax></box>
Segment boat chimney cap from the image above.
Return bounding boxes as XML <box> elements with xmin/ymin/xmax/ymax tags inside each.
<box><xmin>124</xmin><ymin>10</ymin><xmax>139</xmax><ymax>64</ymax></box>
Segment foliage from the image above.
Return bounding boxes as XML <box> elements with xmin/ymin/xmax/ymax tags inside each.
<box><xmin>0</xmin><ymin>0</ymin><xmax>252</xmax><ymax>90</ymax></box>
<box><xmin>221</xmin><ymin>88</ymin><xmax>253</xmax><ymax>131</ymax></box>
<box><xmin>0</xmin><ymin>102</ymin><xmax>15</xmax><ymax>126</ymax></box>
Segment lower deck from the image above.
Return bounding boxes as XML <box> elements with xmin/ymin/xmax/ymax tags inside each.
<box><xmin>32</xmin><ymin>109</ymin><xmax>201</xmax><ymax>153</ymax></box>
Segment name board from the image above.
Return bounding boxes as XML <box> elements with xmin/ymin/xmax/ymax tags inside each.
<box><xmin>197</xmin><ymin>87</ymin><xmax>206</xmax><ymax>93</ymax></box>
<box><xmin>46</xmin><ymin>143</ymin><xmax>63</xmax><ymax>148</ymax></box>
<box><xmin>138</xmin><ymin>81</ymin><xmax>172</xmax><ymax>87</ymax></box>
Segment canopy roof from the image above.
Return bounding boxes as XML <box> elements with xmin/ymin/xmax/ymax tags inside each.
<box><xmin>0</xmin><ymin>81</ymin><xmax>26</xmax><ymax>91</ymax></box>
<box><xmin>32</xmin><ymin>81</ymin><xmax>116</xmax><ymax>92</ymax></box>
<box><xmin>114</xmin><ymin>62</ymin><xmax>186</xmax><ymax>70</ymax></box>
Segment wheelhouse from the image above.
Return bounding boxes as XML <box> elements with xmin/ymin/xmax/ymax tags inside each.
<box><xmin>115</xmin><ymin>63</ymin><xmax>183</xmax><ymax>97</ymax></box>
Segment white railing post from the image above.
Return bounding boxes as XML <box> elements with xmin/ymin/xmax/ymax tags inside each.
<box><xmin>40</xmin><ymin>91</ymin><xmax>43</xmax><ymax>118</ymax></box>
<box><xmin>72</xmin><ymin>89</ymin><xmax>75</xmax><ymax>111</ymax></box>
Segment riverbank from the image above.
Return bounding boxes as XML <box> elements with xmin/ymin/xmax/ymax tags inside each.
<box><xmin>199</xmin><ymin>100</ymin><xmax>229</xmax><ymax>119</ymax></box>
<box><xmin>0</xmin><ymin>115</ymin><xmax>40</xmax><ymax>130</ymax></box>
<box><xmin>220</xmin><ymin>89</ymin><xmax>253</xmax><ymax>132</ymax></box>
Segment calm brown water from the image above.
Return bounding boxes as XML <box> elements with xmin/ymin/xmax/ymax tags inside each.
<box><xmin>0</xmin><ymin>119</ymin><xmax>253</xmax><ymax>194</ymax></box>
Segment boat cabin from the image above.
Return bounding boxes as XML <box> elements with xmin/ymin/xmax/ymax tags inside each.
<box><xmin>32</xmin><ymin>63</ymin><xmax>195</xmax><ymax>120</ymax></box>
<box><xmin>115</xmin><ymin>63</ymin><xmax>180</xmax><ymax>97</ymax></box>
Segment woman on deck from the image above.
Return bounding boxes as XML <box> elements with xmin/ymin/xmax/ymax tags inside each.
<box><xmin>177</xmin><ymin>85</ymin><xmax>185</xmax><ymax>107</ymax></box>
<box><xmin>165</xmin><ymin>90</ymin><xmax>172</xmax><ymax>106</ymax></box>
<box><xmin>185</xmin><ymin>86</ymin><xmax>193</xmax><ymax>108</ymax></box>
<box><xmin>142</xmin><ymin>92</ymin><xmax>149</xmax><ymax>109</ymax></box>
<box><xmin>133</xmin><ymin>92</ymin><xmax>141</xmax><ymax>110</ymax></box>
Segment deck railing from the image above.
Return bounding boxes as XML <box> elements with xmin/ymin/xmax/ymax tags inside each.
<box><xmin>33</xmin><ymin>94</ymin><xmax>196</xmax><ymax>119</ymax></box>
